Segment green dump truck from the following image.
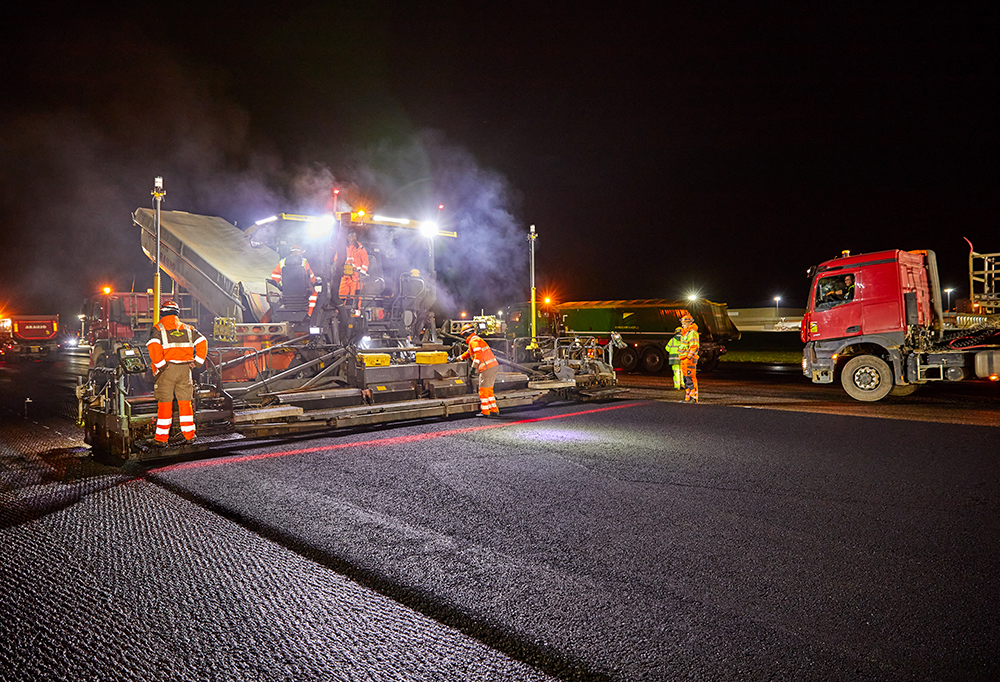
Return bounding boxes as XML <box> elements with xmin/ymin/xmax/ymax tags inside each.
<box><xmin>549</xmin><ymin>299</ymin><xmax>741</xmax><ymax>373</ymax></box>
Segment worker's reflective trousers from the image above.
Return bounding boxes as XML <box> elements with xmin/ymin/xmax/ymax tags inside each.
<box><xmin>153</xmin><ymin>362</ymin><xmax>197</xmax><ymax>442</ymax></box>
<box><xmin>477</xmin><ymin>363</ymin><xmax>500</xmax><ymax>415</ymax></box>
<box><xmin>681</xmin><ymin>357</ymin><xmax>698</xmax><ymax>403</ymax></box>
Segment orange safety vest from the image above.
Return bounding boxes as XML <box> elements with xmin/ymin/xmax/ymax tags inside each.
<box><xmin>146</xmin><ymin>315</ymin><xmax>208</xmax><ymax>373</ymax></box>
<box><xmin>459</xmin><ymin>334</ymin><xmax>498</xmax><ymax>371</ymax></box>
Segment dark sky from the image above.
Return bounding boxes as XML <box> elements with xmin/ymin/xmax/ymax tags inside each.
<box><xmin>1</xmin><ymin>3</ymin><xmax>998</xmax><ymax>324</ymax></box>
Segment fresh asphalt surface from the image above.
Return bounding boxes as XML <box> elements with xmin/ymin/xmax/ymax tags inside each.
<box><xmin>2</xmin><ymin>356</ymin><xmax>999</xmax><ymax>680</ymax></box>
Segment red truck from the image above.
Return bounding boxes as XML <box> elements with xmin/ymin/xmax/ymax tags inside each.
<box><xmin>801</xmin><ymin>249</ymin><xmax>1000</xmax><ymax>401</ymax></box>
<box><xmin>4</xmin><ymin>314</ymin><xmax>61</xmax><ymax>362</ymax></box>
<box><xmin>82</xmin><ymin>290</ymin><xmax>158</xmax><ymax>368</ymax></box>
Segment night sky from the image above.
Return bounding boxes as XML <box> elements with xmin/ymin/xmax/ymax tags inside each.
<box><xmin>1</xmin><ymin>4</ymin><xmax>998</xmax><ymax>325</ymax></box>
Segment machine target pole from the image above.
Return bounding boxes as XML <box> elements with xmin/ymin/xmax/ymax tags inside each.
<box><xmin>527</xmin><ymin>224</ymin><xmax>538</xmax><ymax>350</ymax></box>
<box><xmin>427</xmin><ymin>220</ymin><xmax>438</xmax><ymax>343</ymax></box>
<box><xmin>152</xmin><ymin>176</ymin><xmax>166</xmax><ymax>324</ymax></box>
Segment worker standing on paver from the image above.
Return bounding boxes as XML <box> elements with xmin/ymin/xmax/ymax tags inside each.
<box><xmin>458</xmin><ymin>323</ymin><xmax>500</xmax><ymax>417</ymax></box>
<box><xmin>146</xmin><ymin>300</ymin><xmax>208</xmax><ymax>444</ymax></box>
<box><xmin>678</xmin><ymin>313</ymin><xmax>700</xmax><ymax>403</ymax></box>
<box><xmin>337</xmin><ymin>231</ymin><xmax>369</xmax><ymax>310</ymax></box>
<box><xmin>666</xmin><ymin>332</ymin><xmax>684</xmax><ymax>390</ymax></box>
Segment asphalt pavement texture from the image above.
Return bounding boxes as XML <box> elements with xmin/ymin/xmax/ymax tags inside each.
<box><xmin>2</xmin><ymin>370</ymin><xmax>999</xmax><ymax>680</ymax></box>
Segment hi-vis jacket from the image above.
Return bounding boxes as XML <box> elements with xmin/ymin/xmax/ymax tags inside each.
<box><xmin>146</xmin><ymin>316</ymin><xmax>208</xmax><ymax>373</ymax></box>
<box><xmin>459</xmin><ymin>334</ymin><xmax>498</xmax><ymax>371</ymax></box>
<box><xmin>342</xmin><ymin>243</ymin><xmax>369</xmax><ymax>278</ymax></box>
<box><xmin>666</xmin><ymin>334</ymin><xmax>683</xmax><ymax>364</ymax></box>
<box><xmin>678</xmin><ymin>323</ymin><xmax>700</xmax><ymax>361</ymax></box>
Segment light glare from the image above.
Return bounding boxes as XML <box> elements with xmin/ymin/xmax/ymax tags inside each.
<box><xmin>373</xmin><ymin>214</ymin><xmax>410</xmax><ymax>225</ymax></box>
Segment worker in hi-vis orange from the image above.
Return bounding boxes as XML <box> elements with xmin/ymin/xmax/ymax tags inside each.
<box><xmin>458</xmin><ymin>323</ymin><xmax>500</xmax><ymax>417</ymax></box>
<box><xmin>337</xmin><ymin>231</ymin><xmax>369</xmax><ymax>303</ymax></box>
<box><xmin>678</xmin><ymin>313</ymin><xmax>700</xmax><ymax>403</ymax></box>
<box><xmin>146</xmin><ymin>300</ymin><xmax>208</xmax><ymax>444</ymax></box>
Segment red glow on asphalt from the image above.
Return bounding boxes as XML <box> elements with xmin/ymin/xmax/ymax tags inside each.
<box><xmin>151</xmin><ymin>402</ymin><xmax>641</xmax><ymax>473</ymax></box>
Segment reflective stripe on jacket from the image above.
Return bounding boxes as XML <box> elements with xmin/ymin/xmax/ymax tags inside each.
<box><xmin>459</xmin><ymin>334</ymin><xmax>498</xmax><ymax>371</ymax></box>
<box><xmin>146</xmin><ymin>316</ymin><xmax>208</xmax><ymax>371</ymax></box>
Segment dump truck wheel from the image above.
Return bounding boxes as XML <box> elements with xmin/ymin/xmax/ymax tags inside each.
<box><xmin>841</xmin><ymin>355</ymin><xmax>893</xmax><ymax>402</ymax></box>
<box><xmin>641</xmin><ymin>346</ymin><xmax>665</xmax><ymax>373</ymax></box>
<box><xmin>617</xmin><ymin>347</ymin><xmax>639</xmax><ymax>372</ymax></box>
<box><xmin>698</xmin><ymin>356</ymin><xmax>720</xmax><ymax>372</ymax></box>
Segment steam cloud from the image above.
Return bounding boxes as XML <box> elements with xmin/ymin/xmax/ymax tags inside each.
<box><xmin>0</xmin><ymin>17</ymin><xmax>527</xmax><ymax>322</ymax></box>
<box><xmin>341</xmin><ymin>132</ymin><xmax>528</xmax><ymax>316</ymax></box>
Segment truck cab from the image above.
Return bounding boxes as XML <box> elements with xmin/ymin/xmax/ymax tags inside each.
<box><xmin>801</xmin><ymin>249</ymin><xmax>1000</xmax><ymax>401</ymax></box>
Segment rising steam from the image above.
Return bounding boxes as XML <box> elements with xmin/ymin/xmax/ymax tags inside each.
<box><xmin>0</xmin><ymin>16</ymin><xmax>527</xmax><ymax>323</ymax></box>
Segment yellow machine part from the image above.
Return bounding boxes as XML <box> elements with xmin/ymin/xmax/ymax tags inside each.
<box><xmin>416</xmin><ymin>351</ymin><xmax>449</xmax><ymax>364</ymax></box>
<box><xmin>358</xmin><ymin>353</ymin><xmax>391</xmax><ymax>367</ymax></box>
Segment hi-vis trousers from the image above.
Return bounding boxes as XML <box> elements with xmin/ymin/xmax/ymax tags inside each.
<box><xmin>153</xmin><ymin>362</ymin><xmax>196</xmax><ymax>442</ymax></box>
<box><xmin>477</xmin><ymin>363</ymin><xmax>500</xmax><ymax>415</ymax></box>
<box><xmin>681</xmin><ymin>356</ymin><xmax>698</xmax><ymax>403</ymax></box>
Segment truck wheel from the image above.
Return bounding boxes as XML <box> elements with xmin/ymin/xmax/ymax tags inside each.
<box><xmin>641</xmin><ymin>346</ymin><xmax>665</xmax><ymax>373</ymax></box>
<box><xmin>890</xmin><ymin>383</ymin><xmax>918</xmax><ymax>397</ymax></box>
<box><xmin>841</xmin><ymin>355</ymin><xmax>893</xmax><ymax>402</ymax></box>
<box><xmin>616</xmin><ymin>347</ymin><xmax>639</xmax><ymax>373</ymax></box>
<box><xmin>698</xmin><ymin>356</ymin><xmax>720</xmax><ymax>373</ymax></box>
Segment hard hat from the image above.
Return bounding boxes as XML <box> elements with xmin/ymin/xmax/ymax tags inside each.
<box><xmin>160</xmin><ymin>300</ymin><xmax>180</xmax><ymax>317</ymax></box>
<box><xmin>289</xmin><ymin>244</ymin><xmax>304</xmax><ymax>253</ymax></box>
<box><xmin>681</xmin><ymin>313</ymin><xmax>694</xmax><ymax>324</ymax></box>
<box><xmin>460</xmin><ymin>323</ymin><xmax>476</xmax><ymax>337</ymax></box>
